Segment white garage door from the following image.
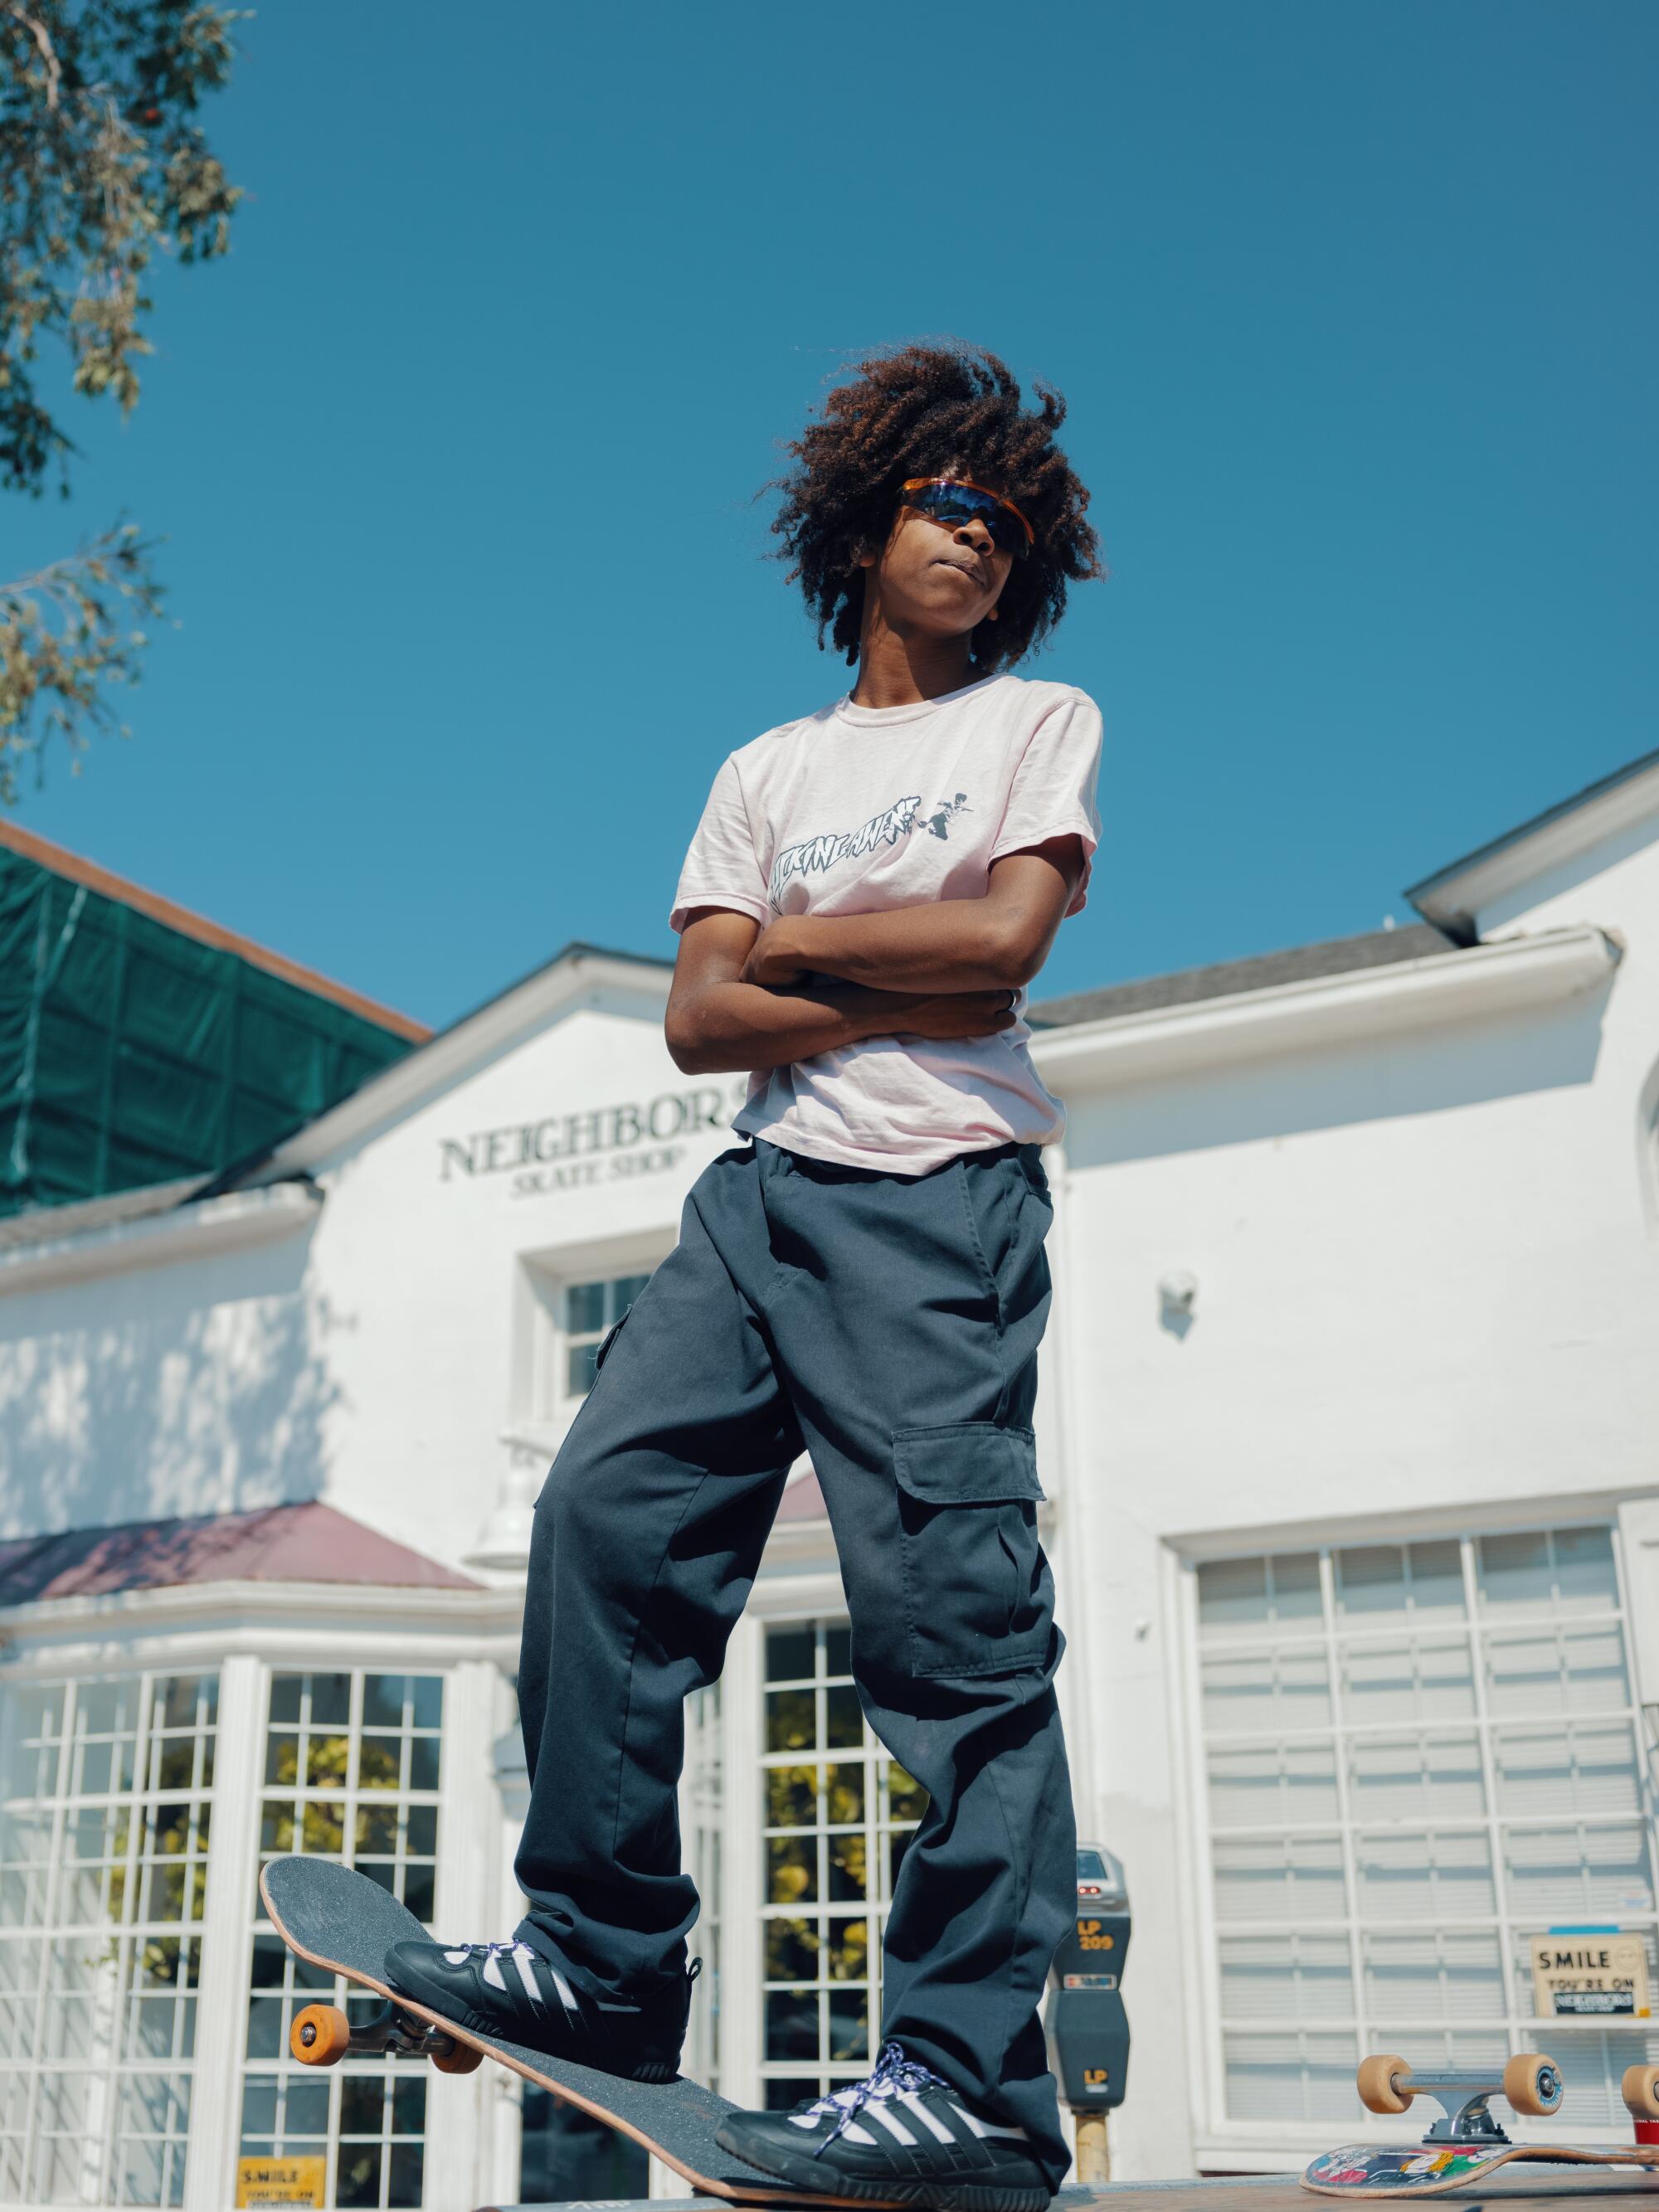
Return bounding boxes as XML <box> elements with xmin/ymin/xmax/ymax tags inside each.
<box><xmin>1196</xmin><ymin>1524</ymin><xmax>1658</xmax><ymax>2136</ymax></box>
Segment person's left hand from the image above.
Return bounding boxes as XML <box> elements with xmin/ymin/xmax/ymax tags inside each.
<box><xmin>742</xmin><ymin>921</ymin><xmax>809</xmax><ymax>988</ymax></box>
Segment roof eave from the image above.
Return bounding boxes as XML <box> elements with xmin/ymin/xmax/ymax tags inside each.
<box><xmin>1407</xmin><ymin>747</ymin><xmax>1659</xmax><ymax>935</ymax></box>
<box><xmin>251</xmin><ymin>942</ymin><xmax>673</xmax><ymax>1183</ymax></box>
<box><xmin>1029</xmin><ymin>925</ymin><xmax>1619</xmax><ymax>1093</ymax></box>
<box><xmin>0</xmin><ymin>1575</ymin><xmax>523</xmax><ymax>1643</ymax></box>
<box><xmin>0</xmin><ymin>1179</ymin><xmax>320</xmax><ymax>1292</ymax></box>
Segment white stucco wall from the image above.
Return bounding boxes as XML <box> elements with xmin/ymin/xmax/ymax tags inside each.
<box><xmin>0</xmin><ymin>994</ymin><xmax>747</xmax><ymax>1568</ymax></box>
<box><xmin>1047</xmin><ymin>809</ymin><xmax>1659</xmax><ymax>2175</ymax></box>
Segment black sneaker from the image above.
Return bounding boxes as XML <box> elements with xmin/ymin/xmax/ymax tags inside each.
<box><xmin>715</xmin><ymin>2040</ymin><xmax>1052</xmax><ymax>2212</ymax></box>
<box><xmin>383</xmin><ymin>1934</ymin><xmax>696</xmax><ymax>2083</ymax></box>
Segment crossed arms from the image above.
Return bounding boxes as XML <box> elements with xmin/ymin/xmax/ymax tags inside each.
<box><xmin>664</xmin><ymin>837</ymin><xmax>1085</xmax><ymax>1077</ymax></box>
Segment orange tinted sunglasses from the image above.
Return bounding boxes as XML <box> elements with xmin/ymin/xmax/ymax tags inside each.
<box><xmin>900</xmin><ymin>476</ymin><xmax>1034</xmax><ymax>558</ymax></box>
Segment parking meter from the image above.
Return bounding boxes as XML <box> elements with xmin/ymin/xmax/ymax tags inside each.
<box><xmin>1048</xmin><ymin>1845</ymin><xmax>1130</xmax><ymax>2111</ymax></box>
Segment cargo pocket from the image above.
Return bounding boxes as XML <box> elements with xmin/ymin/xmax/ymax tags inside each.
<box><xmin>593</xmin><ymin>1308</ymin><xmax>631</xmax><ymax>1373</ymax></box>
<box><xmin>893</xmin><ymin>1423</ymin><xmax>1051</xmax><ymax>1679</ymax></box>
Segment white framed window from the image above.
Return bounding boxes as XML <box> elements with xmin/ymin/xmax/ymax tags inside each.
<box><xmin>241</xmin><ymin>1670</ymin><xmax>445</xmax><ymax>2210</ymax></box>
<box><xmin>560</xmin><ymin>1271</ymin><xmax>652</xmax><ymax>1401</ymax></box>
<box><xmin>758</xmin><ymin>1621</ymin><xmax>926</xmax><ymax>2109</ymax></box>
<box><xmin>0</xmin><ymin>1670</ymin><xmax>218</xmax><ymax>2207</ymax></box>
<box><xmin>514</xmin><ymin>1237</ymin><xmax>667</xmax><ymax>1437</ymax></box>
<box><xmin>1193</xmin><ymin>1524</ymin><xmax>1658</xmax><ymax>2137</ymax></box>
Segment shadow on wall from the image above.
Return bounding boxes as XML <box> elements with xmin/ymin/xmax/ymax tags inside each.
<box><xmin>1063</xmin><ymin>986</ymin><xmax>1614</xmax><ymax>1173</ymax></box>
<box><xmin>0</xmin><ymin>1226</ymin><xmax>346</xmax><ymax>1539</ymax></box>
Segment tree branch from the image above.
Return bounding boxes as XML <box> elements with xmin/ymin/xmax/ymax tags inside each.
<box><xmin>5</xmin><ymin>4</ymin><xmax>61</xmax><ymax>107</ymax></box>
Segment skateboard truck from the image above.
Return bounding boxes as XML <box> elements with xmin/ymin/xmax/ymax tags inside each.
<box><xmin>1305</xmin><ymin>2054</ymin><xmax>1659</xmax><ymax>2196</ymax></box>
<box><xmin>291</xmin><ymin>1999</ymin><xmax>484</xmax><ymax>2074</ymax></box>
<box><xmin>1357</xmin><ymin>2053</ymin><xmax>1563</xmax><ymax>2146</ymax></box>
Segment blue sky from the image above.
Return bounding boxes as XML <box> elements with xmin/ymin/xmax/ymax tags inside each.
<box><xmin>7</xmin><ymin>0</ymin><xmax>1655</xmax><ymax>1029</ymax></box>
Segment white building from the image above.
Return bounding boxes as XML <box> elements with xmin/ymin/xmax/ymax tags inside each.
<box><xmin>2</xmin><ymin>749</ymin><xmax>1657</xmax><ymax>2210</ymax></box>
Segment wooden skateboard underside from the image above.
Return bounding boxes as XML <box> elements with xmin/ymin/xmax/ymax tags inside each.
<box><xmin>1303</xmin><ymin>2142</ymin><xmax>1659</xmax><ymax>2197</ymax></box>
<box><xmin>260</xmin><ymin>1856</ymin><xmax>911</xmax><ymax>2210</ymax></box>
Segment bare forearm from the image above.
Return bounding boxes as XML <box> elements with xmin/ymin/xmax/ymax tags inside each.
<box><xmin>666</xmin><ymin>978</ymin><xmax>923</xmax><ymax>1076</ymax></box>
<box><xmin>765</xmin><ymin>904</ymin><xmax>1028</xmax><ymax>994</ymax></box>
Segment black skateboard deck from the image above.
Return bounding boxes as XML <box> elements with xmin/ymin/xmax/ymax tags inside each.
<box><xmin>260</xmin><ymin>1855</ymin><xmax>912</xmax><ymax>2209</ymax></box>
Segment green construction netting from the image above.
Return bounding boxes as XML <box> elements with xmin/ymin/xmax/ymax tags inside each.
<box><xmin>0</xmin><ymin>843</ymin><xmax>417</xmax><ymax>1218</ymax></box>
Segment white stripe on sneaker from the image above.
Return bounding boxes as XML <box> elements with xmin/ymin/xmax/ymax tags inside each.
<box><xmin>900</xmin><ymin>2092</ymin><xmax>957</xmax><ymax>2144</ymax></box>
<box><xmin>950</xmin><ymin>2104</ymin><xmax>1029</xmax><ymax>2141</ymax></box>
<box><xmin>552</xmin><ymin>1969</ymin><xmax>579</xmax><ymax>2014</ymax></box>
<box><xmin>482</xmin><ymin>1952</ymin><xmax>507</xmax><ymax>1992</ymax></box>
<box><xmin>512</xmin><ymin>1947</ymin><xmax>544</xmax><ymax>2006</ymax></box>
<box><xmin>868</xmin><ymin>2103</ymin><xmax>919</xmax><ymax>2146</ymax></box>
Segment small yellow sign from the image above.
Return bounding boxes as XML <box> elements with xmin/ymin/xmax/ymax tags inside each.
<box><xmin>236</xmin><ymin>2155</ymin><xmax>327</xmax><ymax>2207</ymax></box>
<box><xmin>1528</xmin><ymin>1931</ymin><xmax>1652</xmax><ymax>2019</ymax></box>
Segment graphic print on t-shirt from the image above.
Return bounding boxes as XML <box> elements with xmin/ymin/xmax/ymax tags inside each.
<box><xmin>922</xmin><ymin>792</ymin><xmax>971</xmax><ymax>840</ymax></box>
<box><xmin>769</xmin><ymin>792</ymin><xmax>920</xmax><ymax>906</ymax></box>
<box><xmin>767</xmin><ymin>790</ymin><xmax>974</xmax><ymax>907</ymax></box>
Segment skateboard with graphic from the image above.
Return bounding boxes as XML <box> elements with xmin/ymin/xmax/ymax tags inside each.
<box><xmin>1302</xmin><ymin>2050</ymin><xmax>1659</xmax><ymax>2196</ymax></box>
<box><xmin>260</xmin><ymin>1855</ymin><xmax>912</xmax><ymax>2210</ymax></box>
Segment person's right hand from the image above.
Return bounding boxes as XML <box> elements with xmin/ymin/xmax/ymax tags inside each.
<box><xmin>884</xmin><ymin>989</ymin><xmax>1019</xmax><ymax>1042</ymax></box>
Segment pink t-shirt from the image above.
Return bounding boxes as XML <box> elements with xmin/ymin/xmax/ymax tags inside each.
<box><xmin>670</xmin><ymin>672</ymin><xmax>1103</xmax><ymax>1175</ymax></box>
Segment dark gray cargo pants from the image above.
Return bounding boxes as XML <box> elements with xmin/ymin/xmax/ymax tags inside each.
<box><xmin>513</xmin><ymin>1137</ymin><xmax>1076</xmax><ymax>2187</ymax></box>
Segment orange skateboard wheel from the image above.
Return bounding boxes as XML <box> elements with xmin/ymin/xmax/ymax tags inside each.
<box><xmin>1504</xmin><ymin>2052</ymin><xmax>1562</xmax><ymax>2116</ymax></box>
<box><xmin>432</xmin><ymin>2035</ymin><xmax>484</xmax><ymax>2075</ymax></box>
<box><xmin>1356</xmin><ymin>2054</ymin><xmax>1412</xmax><ymax>2115</ymax></box>
<box><xmin>291</xmin><ymin>2002</ymin><xmax>352</xmax><ymax>2066</ymax></box>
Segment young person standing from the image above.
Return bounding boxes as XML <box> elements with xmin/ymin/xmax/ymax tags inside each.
<box><xmin>388</xmin><ymin>343</ymin><xmax>1104</xmax><ymax>2212</ymax></box>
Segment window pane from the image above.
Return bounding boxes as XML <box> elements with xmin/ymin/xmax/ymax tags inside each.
<box><xmin>1492</xmin><ymin>1722</ymin><xmax>1640</xmax><ymax>1818</ymax></box>
<box><xmin>1340</xmin><ymin>1636</ymin><xmax>1476</xmax><ymax>1726</ymax></box>
<box><xmin>1363</xmin><ymin>1929</ymin><xmax>1505</xmax><ymax>2022</ymax></box>
<box><xmin>1356</xmin><ymin>1829</ymin><xmax>1496</xmax><ymax>1920</ymax></box>
<box><xmin>766</xmin><ymin>1991</ymin><xmax>819</xmax><ymax>2060</ymax></box>
<box><xmin>1203</xmin><ymin>1646</ymin><xmax>1331</xmax><ymax>1736</ymax></box>
<box><xmin>566</xmin><ymin>1281</ymin><xmax>606</xmax><ymax>1334</ymax></box>
<box><xmin>766</xmin><ymin>1837</ymin><xmax>816</xmax><ymax>1907</ymax></box>
<box><xmin>766</xmin><ymin>1690</ymin><xmax>815</xmax><ymax>1756</ymax></box>
<box><xmin>765</xmin><ymin>1767</ymin><xmax>817</xmax><ymax>1830</ymax></box>
<box><xmin>824</xmin><ymin>1689</ymin><xmax>862</xmax><ymax>1749</ymax></box>
<box><xmin>1209</xmin><ymin>1738</ymin><xmax>1338</xmax><ymax>1829</ymax></box>
<box><xmin>764</xmin><ymin>1920</ymin><xmax>817</xmax><ymax>1983</ymax></box>
<box><xmin>766</xmin><ymin>1628</ymin><xmax>815</xmax><ymax>1685</ymax></box>
<box><xmin>1213</xmin><ymin>1834</ymin><xmax>1347</xmax><ymax>1923</ymax></box>
<box><xmin>1222</xmin><ymin>2031</ymin><xmax>1358</xmax><ymax>2123</ymax></box>
<box><xmin>1347</xmin><ymin>1733</ymin><xmax>1486</xmax><ymax>1824</ymax></box>
<box><xmin>1219</xmin><ymin>1933</ymin><xmax>1353</xmax><ymax>2021</ymax></box>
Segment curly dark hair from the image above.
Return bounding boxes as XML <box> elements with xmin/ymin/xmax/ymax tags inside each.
<box><xmin>769</xmin><ymin>341</ymin><xmax>1103</xmax><ymax>674</ymax></box>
